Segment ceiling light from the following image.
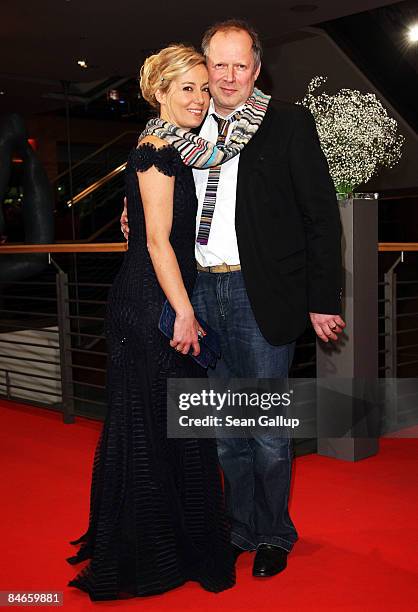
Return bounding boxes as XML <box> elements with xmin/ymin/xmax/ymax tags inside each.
<box><xmin>407</xmin><ymin>24</ymin><xmax>418</xmax><ymax>43</ymax></box>
<box><xmin>108</xmin><ymin>89</ymin><xmax>119</xmax><ymax>101</ymax></box>
<box><xmin>77</xmin><ymin>59</ymin><xmax>88</xmax><ymax>68</ymax></box>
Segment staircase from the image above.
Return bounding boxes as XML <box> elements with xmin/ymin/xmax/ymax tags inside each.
<box><xmin>53</xmin><ymin>130</ymin><xmax>139</xmax><ymax>242</ymax></box>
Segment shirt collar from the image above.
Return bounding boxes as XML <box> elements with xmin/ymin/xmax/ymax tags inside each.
<box><xmin>209</xmin><ymin>98</ymin><xmax>246</xmax><ymax>122</ymax></box>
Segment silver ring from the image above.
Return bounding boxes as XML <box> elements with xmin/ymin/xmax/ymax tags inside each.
<box><xmin>197</xmin><ymin>330</ymin><xmax>203</xmax><ymax>339</ymax></box>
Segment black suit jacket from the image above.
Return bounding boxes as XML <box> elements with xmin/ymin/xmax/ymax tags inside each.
<box><xmin>234</xmin><ymin>100</ymin><xmax>342</xmax><ymax>345</ymax></box>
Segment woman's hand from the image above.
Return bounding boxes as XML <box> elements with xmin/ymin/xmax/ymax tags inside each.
<box><xmin>170</xmin><ymin>311</ymin><xmax>206</xmax><ymax>356</ymax></box>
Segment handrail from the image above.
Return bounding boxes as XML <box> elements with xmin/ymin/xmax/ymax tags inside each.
<box><xmin>0</xmin><ymin>243</ymin><xmax>127</xmax><ymax>253</ymax></box>
<box><xmin>377</xmin><ymin>188</ymin><xmax>418</xmax><ymax>200</ymax></box>
<box><xmin>67</xmin><ymin>163</ymin><xmax>126</xmax><ymax>206</ymax></box>
<box><xmin>1</xmin><ymin>243</ymin><xmax>418</xmax><ymax>255</ymax></box>
<box><xmin>378</xmin><ymin>243</ymin><xmax>418</xmax><ymax>252</ymax></box>
<box><xmin>379</xmin><ymin>194</ymin><xmax>418</xmax><ymax>200</ymax></box>
<box><xmin>52</xmin><ymin>131</ymin><xmax>138</xmax><ymax>183</ymax></box>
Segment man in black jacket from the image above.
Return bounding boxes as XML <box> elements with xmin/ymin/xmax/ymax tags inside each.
<box><xmin>191</xmin><ymin>20</ymin><xmax>345</xmax><ymax>577</ymax></box>
<box><xmin>122</xmin><ymin>19</ymin><xmax>345</xmax><ymax>578</ymax></box>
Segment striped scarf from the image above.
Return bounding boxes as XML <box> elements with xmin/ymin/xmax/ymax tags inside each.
<box><xmin>139</xmin><ymin>87</ymin><xmax>271</xmax><ymax>169</ymax></box>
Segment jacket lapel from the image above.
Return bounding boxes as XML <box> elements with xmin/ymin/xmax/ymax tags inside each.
<box><xmin>237</xmin><ymin>104</ymin><xmax>275</xmax><ymax>196</ymax></box>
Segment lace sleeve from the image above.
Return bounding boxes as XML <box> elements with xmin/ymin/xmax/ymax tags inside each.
<box><xmin>130</xmin><ymin>143</ymin><xmax>182</xmax><ymax>177</ymax></box>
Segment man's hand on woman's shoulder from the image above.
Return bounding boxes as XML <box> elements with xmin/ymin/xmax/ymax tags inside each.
<box><xmin>120</xmin><ymin>197</ymin><xmax>129</xmax><ymax>242</ymax></box>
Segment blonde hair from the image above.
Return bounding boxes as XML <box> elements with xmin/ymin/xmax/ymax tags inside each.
<box><xmin>140</xmin><ymin>44</ymin><xmax>206</xmax><ymax>109</ymax></box>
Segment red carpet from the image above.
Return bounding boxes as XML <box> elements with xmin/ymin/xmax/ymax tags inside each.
<box><xmin>0</xmin><ymin>399</ymin><xmax>417</xmax><ymax>611</ymax></box>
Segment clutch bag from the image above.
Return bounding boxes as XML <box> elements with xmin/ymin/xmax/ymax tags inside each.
<box><xmin>158</xmin><ymin>300</ymin><xmax>221</xmax><ymax>369</ymax></box>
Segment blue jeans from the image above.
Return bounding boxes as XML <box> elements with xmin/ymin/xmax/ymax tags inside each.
<box><xmin>192</xmin><ymin>270</ymin><xmax>298</xmax><ymax>552</ymax></box>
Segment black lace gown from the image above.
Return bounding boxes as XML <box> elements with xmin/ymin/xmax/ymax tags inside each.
<box><xmin>66</xmin><ymin>144</ymin><xmax>235</xmax><ymax>600</ymax></box>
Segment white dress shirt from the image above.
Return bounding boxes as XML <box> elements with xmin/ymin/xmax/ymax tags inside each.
<box><xmin>193</xmin><ymin>99</ymin><xmax>245</xmax><ymax>267</ymax></box>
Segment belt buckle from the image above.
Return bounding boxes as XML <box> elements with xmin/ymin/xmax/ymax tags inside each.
<box><xmin>198</xmin><ymin>262</ymin><xmax>235</xmax><ymax>273</ymax></box>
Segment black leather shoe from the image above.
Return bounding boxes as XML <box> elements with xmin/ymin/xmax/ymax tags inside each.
<box><xmin>252</xmin><ymin>545</ymin><xmax>288</xmax><ymax>577</ymax></box>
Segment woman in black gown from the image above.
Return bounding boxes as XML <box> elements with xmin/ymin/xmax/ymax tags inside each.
<box><xmin>67</xmin><ymin>45</ymin><xmax>235</xmax><ymax>600</ymax></box>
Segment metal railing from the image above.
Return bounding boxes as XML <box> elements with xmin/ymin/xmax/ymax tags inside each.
<box><xmin>0</xmin><ymin>243</ymin><xmax>417</xmax><ymax>423</ymax></box>
<box><xmin>0</xmin><ymin>243</ymin><xmax>126</xmax><ymax>253</ymax></box>
<box><xmin>381</xmin><ymin>252</ymin><xmax>418</xmax><ymax>377</ymax></box>
<box><xmin>52</xmin><ymin>131</ymin><xmax>138</xmax><ymax>185</ymax></box>
<box><xmin>67</xmin><ymin>164</ymin><xmax>126</xmax><ymax>207</ymax></box>
<box><xmin>52</xmin><ymin>131</ymin><xmax>139</xmax><ymax>241</ymax></box>
<box><xmin>0</xmin><ymin>245</ymin><xmax>123</xmax><ymax>422</ymax></box>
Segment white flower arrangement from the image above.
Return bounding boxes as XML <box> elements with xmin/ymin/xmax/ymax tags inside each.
<box><xmin>298</xmin><ymin>76</ymin><xmax>405</xmax><ymax>195</ymax></box>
